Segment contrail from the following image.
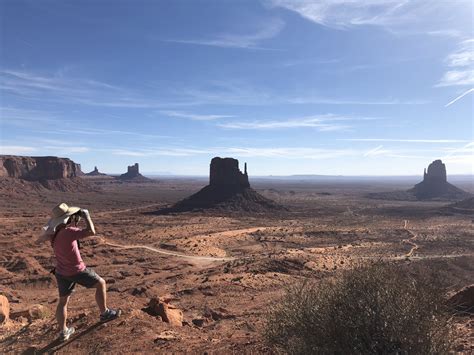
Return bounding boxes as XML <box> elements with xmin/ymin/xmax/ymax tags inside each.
<box><xmin>445</xmin><ymin>88</ymin><xmax>474</xmax><ymax>107</ymax></box>
<box><xmin>364</xmin><ymin>145</ymin><xmax>384</xmax><ymax>157</ymax></box>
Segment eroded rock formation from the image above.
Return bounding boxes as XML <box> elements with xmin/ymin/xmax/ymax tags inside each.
<box><xmin>118</xmin><ymin>163</ymin><xmax>149</xmax><ymax>181</ymax></box>
<box><xmin>162</xmin><ymin>157</ymin><xmax>284</xmax><ymax>213</ymax></box>
<box><xmin>86</xmin><ymin>166</ymin><xmax>107</xmax><ymax>176</ymax></box>
<box><xmin>209</xmin><ymin>157</ymin><xmax>249</xmax><ymax>188</ymax></box>
<box><xmin>0</xmin><ymin>155</ymin><xmax>83</xmax><ymax>180</ymax></box>
<box><xmin>423</xmin><ymin>159</ymin><xmax>447</xmax><ymax>183</ymax></box>
<box><xmin>412</xmin><ymin>160</ymin><xmax>467</xmax><ymax>200</ymax></box>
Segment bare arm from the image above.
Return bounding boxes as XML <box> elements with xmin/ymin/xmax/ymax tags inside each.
<box><xmin>81</xmin><ymin>209</ymin><xmax>96</xmax><ymax>237</ymax></box>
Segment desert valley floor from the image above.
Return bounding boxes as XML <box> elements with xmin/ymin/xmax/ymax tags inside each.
<box><xmin>1</xmin><ymin>177</ymin><xmax>473</xmax><ymax>353</ymax></box>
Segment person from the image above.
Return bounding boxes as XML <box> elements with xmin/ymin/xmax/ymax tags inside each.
<box><xmin>37</xmin><ymin>203</ymin><xmax>120</xmax><ymax>341</ymax></box>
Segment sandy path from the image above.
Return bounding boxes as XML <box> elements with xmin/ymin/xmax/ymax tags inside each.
<box><xmin>104</xmin><ymin>241</ymin><xmax>235</xmax><ymax>262</ymax></box>
<box><xmin>95</xmin><ymin>204</ymin><xmax>163</xmax><ymax>216</ymax></box>
<box><xmin>402</xmin><ymin>220</ymin><xmax>419</xmax><ymax>257</ymax></box>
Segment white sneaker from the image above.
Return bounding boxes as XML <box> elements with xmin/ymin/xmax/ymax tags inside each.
<box><xmin>60</xmin><ymin>326</ymin><xmax>75</xmax><ymax>341</ymax></box>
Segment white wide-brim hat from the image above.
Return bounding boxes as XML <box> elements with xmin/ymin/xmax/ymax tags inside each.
<box><xmin>42</xmin><ymin>202</ymin><xmax>81</xmax><ymax>235</ymax></box>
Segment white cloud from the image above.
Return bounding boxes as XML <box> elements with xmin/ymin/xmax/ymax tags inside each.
<box><xmin>438</xmin><ymin>70</ymin><xmax>474</xmax><ymax>87</ymax></box>
<box><xmin>340</xmin><ymin>138</ymin><xmax>470</xmax><ymax>143</ymax></box>
<box><xmin>164</xmin><ymin>18</ymin><xmax>284</xmax><ymax>49</ymax></box>
<box><xmin>160</xmin><ymin>110</ymin><xmax>233</xmax><ymax>121</ymax></box>
<box><xmin>218</xmin><ymin>114</ymin><xmax>374</xmax><ymax>130</ymax></box>
<box><xmin>109</xmin><ymin>148</ymin><xmax>212</xmax><ymax>157</ymax></box>
<box><xmin>268</xmin><ymin>0</ymin><xmax>413</xmax><ymax>29</ymax></box>
<box><xmin>0</xmin><ymin>145</ymin><xmax>37</xmax><ymax>155</ymax></box>
<box><xmin>447</xmin><ymin>39</ymin><xmax>474</xmax><ymax>67</ymax></box>
<box><xmin>267</xmin><ymin>0</ymin><xmax>471</xmax><ymax>35</ymax></box>
<box><xmin>0</xmin><ymin>70</ymin><xmax>197</xmax><ymax>109</ymax></box>
<box><xmin>438</xmin><ymin>39</ymin><xmax>474</xmax><ymax>87</ymax></box>
<box><xmin>225</xmin><ymin>147</ymin><xmax>358</xmax><ymax>159</ymax></box>
<box><xmin>1</xmin><ymin>70</ymin><xmax>427</xmax><ymax>109</ymax></box>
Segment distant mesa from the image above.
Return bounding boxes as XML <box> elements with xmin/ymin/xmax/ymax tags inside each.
<box><xmin>368</xmin><ymin>159</ymin><xmax>470</xmax><ymax>201</ymax></box>
<box><xmin>0</xmin><ymin>155</ymin><xmax>92</xmax><ymax>192</ymax></box>
<box><xmin>117</xmin><ymin>163</ymin><xmax>150</xmax><ymax>181</ymax></box>
<box><xmin>86</xmin><ymin>166</ymin><xmax>107</xmax><ymax>176</ymax></box>
<box><xmin>160</xmin><ymin>157</ymin><xmax>284</xmax><ymax>213</ymax></box>
<box><xmin>408</xmin><ymin>160</ymin><xmax>468</xmax><ymax>200</ymax></box>
<box><xmin>0</xmin><ymin>155</ymin><xmax>83</xmax><ymax>179</ymax></box>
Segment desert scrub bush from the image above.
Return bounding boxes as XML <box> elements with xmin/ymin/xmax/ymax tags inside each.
<box><xmin>264</xmin><ymin>262</ymin><xmax>453</xmax><ymax>354</ymax></box>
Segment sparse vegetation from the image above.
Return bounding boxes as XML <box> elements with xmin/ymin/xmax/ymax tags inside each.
<box><xmin>264</xmin><ymin>262</ymin><xmax>453</xmax><ymax>354</ymax></box>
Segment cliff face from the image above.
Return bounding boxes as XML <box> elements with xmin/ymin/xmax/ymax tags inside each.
<box><xmin>209</xmin><ymin>157</ymin><xmax>249</xmax><ymax>188</ymax></box>
<box><xmin>0</xmin><ymin>156</ymin><xmax>83</xmax><ymax>180</ymax></box>
<box><xmin>412</xmin><ymin>159</ymin><xmax>468</xmax><ymax>200</ymax></box>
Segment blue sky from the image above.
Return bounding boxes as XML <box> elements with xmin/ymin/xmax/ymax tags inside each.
<box><xmin>0</xmin><ymin>0</ymin><xmax>473</xmax><ymax>175</ymax></box>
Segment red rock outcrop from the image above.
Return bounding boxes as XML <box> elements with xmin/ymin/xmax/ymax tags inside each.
<box><xmin>146</xmin><ymin>297</ymin><xmax>183</xmax><ymax>326</ymax></box>
<box><xmin>0</xmin><ymin>155</ymin><xmax>83</xmax><ymax>180</ymax></box>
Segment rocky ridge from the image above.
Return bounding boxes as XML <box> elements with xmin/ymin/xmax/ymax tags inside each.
<box><xmin>0</xmin><ymin>155</ymin><xmax>92</xmax><ymax>192</ymax></box>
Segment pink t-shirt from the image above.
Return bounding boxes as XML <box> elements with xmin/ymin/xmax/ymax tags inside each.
<box><xmin>53</xmin><ymin>226</ymin><xmax>89</xmax><ymax>276</ymax></box>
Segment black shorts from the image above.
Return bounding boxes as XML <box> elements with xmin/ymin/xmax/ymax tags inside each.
<box><xmin>55</xmin><ymin>268</ymin><xmax>102</xmax><ymax>297</ymax></box>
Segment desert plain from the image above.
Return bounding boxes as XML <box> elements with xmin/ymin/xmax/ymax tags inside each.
<box><xmin>1</xmin><ymin>176</ymin><xmax>473</xmax><ymax>353</ymax></box>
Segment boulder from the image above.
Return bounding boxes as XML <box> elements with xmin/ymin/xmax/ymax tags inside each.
<box><xmin>0</xmin><ymin>295</ymin><xmax>9</xmax><ymax>325</ymax></box>
<box><xmin>146</xmin><ymin>297</ymin><xmax>183</xmax><ymax>326</ymax></box>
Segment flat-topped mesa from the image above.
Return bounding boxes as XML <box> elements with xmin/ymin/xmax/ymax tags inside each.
<box><xmin>0</xmin><ymin>155</ymin><xmax>83</xmax><ymax>180</ymax></box>
<box><xmin>209</xmin><ymin>157</ymin><xmax>250</xmax><ymax>188</ymax></box>
<box><xmin>423</xmin><ymin>159</ymin><xmax>447</xmax><ymax>183</ymax></box>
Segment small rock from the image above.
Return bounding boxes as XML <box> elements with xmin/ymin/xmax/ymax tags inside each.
<box><xmin>29</xmin><ymin>304</ymin><xmax>49</xmax><ymax>320</ymax></box>
<box><xmin>192</xmin><ymin>318</ymin><xmax>206</xmax><ymax>327</ymax></box>
<box><xmin>203</xmin><ymin>307</ymin><xmax>235</xmax><ymax>321</ymax></box>
<box><xmin>154</xmin><ymin>330</ymin><xmax>178</xmax><ymax>343</ymax></box>
<box><xmin>0</xmin><ymin>295</ymin><xmax>10</xmax><ymax>325</ymax></box>
<box><xmin>146</xmin><ymin>297</ymin><xmax>183</xmax><ymax>326</ymax></box>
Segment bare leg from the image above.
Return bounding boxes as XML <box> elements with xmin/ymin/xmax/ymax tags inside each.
<box><xmin>56</xmin><ymin>295</ymin><xmax>70</xmax><ymax>332</ymax></box>
<box><xmin>95</xmin><ymin>278</ymin><xmax>107</xmax><ymax>314</ymax></box>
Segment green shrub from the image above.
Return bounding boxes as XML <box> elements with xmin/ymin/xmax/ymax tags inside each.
<box><xmin>264</xmin><ymin>262</ymin><xmax>453</xmax><ymax>354</ymax></box>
